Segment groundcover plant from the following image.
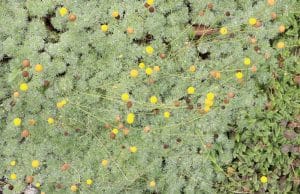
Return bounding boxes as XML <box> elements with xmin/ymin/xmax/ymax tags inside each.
<box><xmin>0</xmin><ymin>0</ymin><xmax>299</xmax><ymax>193</ymax></box>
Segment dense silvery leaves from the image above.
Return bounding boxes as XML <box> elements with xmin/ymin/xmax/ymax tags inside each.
<box><xmin>0</xmin><ymin>0</ymin><xmax>299</xmax><ymax>193</ymax></box>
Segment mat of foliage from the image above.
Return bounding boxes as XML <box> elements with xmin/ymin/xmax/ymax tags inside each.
<box><xmin>0</xmin><ymin>0</ymin><xmax>299</xmax><ymax>193</ymax></box>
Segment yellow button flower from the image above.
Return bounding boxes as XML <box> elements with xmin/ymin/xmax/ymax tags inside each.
<box><xmin>28</xmin><ymin>119</ymin><xmax>36</xmax><ymax>126</ymax></box>
<box><xmin>206</xmin><ymin>92</ymin><xmax>215</xmax><ymax>101</ymax></box>
<box><xmin>235</xmin><ymin>72</ymin><xmax>243</xmax><ymax>79</ymax></box>
<box><xmin>31</xmin><ymin>160</ymin><xmax>40</xmax><ymax>168</ymax></box>
<box><xmin>112</xmin><ymin>128</ymin><xmax>119</xmax><ymax>135</ymax></box>
<box><xmin>47</xmin><ymin>117</ymin><xmax>54</xmax><ymax>124</ymax></box>
<box><xmin>13</xmin><ymin>91</ymin><xmax>20</xmax><ymax>98</ymax></box>
<box><xmin>277</xmin><ymin>41</ymin><xmax>285</xmax><ymax>49</ymax></box>
<box><xmin>121</xmin><ymin>93</ymin><xmax>130</xmax><ymax>102</ymax></box>
<box><xmin>145</xmin><ymin>46</ymin><xmax>154</xmax><ymax>55</ymax></box>
<box><xmin>189</xmin><ymin>65</ymin><xmax>196</xmax><ymax>72</ymax></box>
<box><xmin>187</xmin><ymin>86</ymin><xmax>195</xmax><ymax>94</ymax></box>
<box><xmin>70</xmin><ymin>184</ymin><xmax>78</xmax><ymax>192</ymax></box>
<box><xmin>101</xmin><ymin>159</ymin><xmax>109</xmax><ymax>167</ymax></box>
<box><xmin>219</xmin><ymin>27</ymin><xmax>228</xmax><ymax>35</ymax></box>
<box><xmin>57</xmin><ymin>99</ymin><xmax>67</xmax><ymax>109</ymax></box>
<box><xmin>150</xmin><ymin>96</ymin><xmax>158</xmax><ymax>104</ymax></box>
<box><xmin>260</xmin><ymin>176</ymin><xmax>268</xmax><ymax>183</ymax></box>
<box><xmin>56</xmin><ymin>102</ymin><xmax>64</xmax><ymax>108</ymax></box>
<box><xmin>20</xmin><ymin>83</ymin><xmax>29</xmax><ymax>91</ymax></box>
<box><xmin>35</xmin><ymin>64</ymin><xmax>43</xmax><ymax>72</ymax></box>
<box><xmin>10</xmin><ymin>173</ymin><xmax>17</xmax><ymax>180</ymax></box>
<box><xmin>10</xmin><ymin>160</ymin><xmax>16</xmax><ymax>166</ymax></box>
<box><xmin>204</xmin><ymin>99</ymin><xmax>214</xmax><ymax>107</ymax></box>
<box><xmin>149</xmin><ymin>180</ymin><xmax>156</xmax><ymax>187</ymax></box>
<box><xmin>204</xmin><ymin>106</ymin><xmax>210</xmax><ymax>112</ymax></box>
<box><xmin>59</xmin><ymin>7</ymin><xmax>68</xmax><ymax>16</ymax></box>
<box><xmin>130</xmin><ymin>69</ymin><xmax>139</xmax><ymax>78</ymax></box>
<box><xmin>112</xmin><ymin>11</ymin><xmax>119</xmax><ymax>18</ymax></box>
<box><xmin>146</xmin><ymin>0</ymin><xmax>154</xmax><ymax>6</ymax></box>
<box><xmin>153</xmin><ymin>66</ymin><xmax>160</xmax><ymax>72</ymax></box>
<box><xmin>13</xmin><ymin>117</ymin><xmax>22</xmax><ymax>126</ymax></box>
<box><xmin>61</xmin><ymin>99</ymin><xmax>67</xmax><ymax>105</ymax></box>
<box><xmin>211</xmin><ymin>70</ymin><xmax>221</xmax><ymax>79</ymax></box>
<box><xmin>145</xmin><ymin>67</ymin><xmax>153</xmax><ymax>75</ymax></box>
<box><xmin>267</xmin><ymin>0</ymin><xmax>275</xmax><ymax>6</ymax></box>
<box><xmin>164</xmin><ymin>111</ymin><xmax>170</xmax><ymax>118</ymax></box>
<box><xmin>129</xmin><ymin>146</ymin><xmax>137</xmax><ymax>153</ymax></box>
<box><xmin>35</xmin><ymin>182</ymin><xmax>41</xmax><ymax>188</ymax></box>
<box><xmin>278</xmin><ymin>24</ymin><xmax>285</xmax><ymax>33</ymax></box>
<box><xmin>86</xmin><ymin>179</ymin><xmax>93</xmax><ymax>185</ymax></box>
<box><xmin>244</xmin><ymin>57</ymin><xmax>251</xmax><ymax>65</ymax></box>
<box><xmin>127</xmin><ymin>113</ymin><xmax>135</xmax><ymax>124</ymax></box>
<box><xmin>248</xmin><ymin>17</ymin><xmax>257</xmax><ymax>25</ymax></box>
<box><xmin>139</xmin><ymin>62</ymin><xmax>145</xmax><ymax>69</ymax></box>
<box><xmin>101</xmin><ymin>24</ymin><xmax>109</xmax><ymax>32</ymax></box>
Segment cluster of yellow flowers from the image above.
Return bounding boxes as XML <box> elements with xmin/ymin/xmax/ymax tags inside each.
<box><xmin>56</xmin><ymin>99</ymin><xmax>68</xmax><ymax>109</ymax></box>
<box><xmin>204</xmin><ymin>92</ymin><xmax>215</xmax><ymax>112</ymax></box>
<box><xmin>130</xmin><ymin>61</ymin><xmax>160</xmax><ymax>78</ymax></box>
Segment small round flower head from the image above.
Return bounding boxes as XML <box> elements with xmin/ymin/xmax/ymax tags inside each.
<box><xmin>57</xmin><ymin>99</ymin><xmax>67</xmax><ymax>109</ymax></box>
<box><xmin>129</xmin><ymin>146</ymin><xmax>137</xmax><ymax>153</ymax></box>
<box><xmin>150</xmin><ymin>96</ymin><xmax>158</xmax><ymax>104</ymax></box>
<box><xmin>206</xmin><ymin>92</ymin><xmax>215</xmax><ymax>101</ymax></box>
<box><xmin>112</xmin><ymin>11</ymin><xmax>119</xmax><ymax>18</ymax></box>
<box><xmin>31</xmin><ymin>160</ymin><xmax>40</xmax><ymax>168</ymax></box>
<box><xmin>130</xmin><ymin>69</ymin><xmax>139</xmax><ymax>78</ymax></box>
<box><xmin>164</xmin><ymin>111</ymin><xmax>170</xmax><ymax>118</ymax></box>
<box><xmin>121</xmin><ymin>93</ymin><xmax>130</xmax><ymax>102</ymax></box>
<box><xmin>10</xmin><ymin>173</ymin><xmax>17</xmax><ymax>180</ymax></box>
<box><xmin>101</xmin><ymin>24</ymin><xmax>109</xmax><ymax>32</ymax></box>
<box><xmin>10</xmin><ymin>160</ymin><xmax>16</xmax><ymax>166</ymax></box>
<box><xmin>187</xmin><ymin>87</ymin><xmax>195</xmax><ymax>94</ymax></box>
<box><xmin>145</xmin><ymin>46</ymin><xmax>154</xmax><ymax>55</ymax></box>
<box><xmin>20</xmin><ymin>83</ymin><xmax>29</xmax><ymax>91</ymax></box>
<box><xmin>28</xmin><ymin>119</ymin><xmax>36</xmax><ymax>126</ymax></box>
<box><xmin>277</xmin><ymin>41</ymin><xmax>285</xmax><ymax>49</ymax></box>
<box><xmin>204</xmin><ymin>106</ymin><xmax>210</xmax><ymax>112</ymax></box>
<box><xmin>146</xmin><ymin>0</ymin><xmax>154</xmax><ymax>6</ymax></box>
<box><xmin>127</xmin><ymin>113</ymin><xmax>135</xmax><ymax>124</ymax></box>
<box><xmin>139</xmin><ymin>62</ymin><xmax>145</xmax><ymax>69</ymax></box>
<box><xmin>70</xmin><ymin>184</ymin><xmax>78</xmax><ymax>192</ymax></box>
<box><xmin>248</xmin><ymin>17</ymin><xmax>257</xmax><ymax>25</ymax></box>
<box><xmin>260</xmin><ymin>176</ymin><xmax>268</xmax><ymax>183</ymax></box>
<box><xmin>86</xmin><ymin>179</ymin><xmax>93</xmax><ymax>185</ymax></box>
<box><xmin>13</xmin><ymin>91</ymin><xmax>20</xmax><ymax>98</ymax></box>
<box><xmin>13</xmin><ymin>118</ymin><xmax>22</xmax><ymax>126</ymax></box>
<box><xmin>35</xmin><ymin>64</ymin><xmax>43</xmax><ymax>72</ymax></box>
<box><xmin>204</xmin><ymin>99</ymin><xmax>214</xmax><ymax>107</ymax></box>
<box><xmin>101</xmin><ymin>159</ymin><xmax>109</xmax><ymax>167</ymax></box>
<box><xmin>211</xmin><ymin>70</ymin><xmax>221</xmax><ymax>79</ymax></box>
<box><xmin>235</xmin><ymin>72</ymin><xmax>243</xmax><ymax>79</ymax></box>
<box><xmin>153</xmin><ymin>66</ymin><xmax>160</xmax><ymax>72</ymax></box>
<box><xmin>35</xmin><ymin>182</ymin><xmax>41</xmax><ymax>188</ymax></box>
<box><xmin>278</xmin><ymin>24</ymin><xmax>285</xmax><ymax>33</ymax></box>
<box><xmin>149</xmin><ymin>180</ymin><xmax>156</xmax><ymax>187</ymax></box>
<box><xmin>267</xmin><ymin>0</ymin><xmax>276</xmax><ymax>6</ymax></box>
<box><xmin>243</xmin><ymin>57</ymin><xmax>251</xmax><ymax>65</ymax></box>
<box><xmin>112</xmin><ymin>128</ymin><xmax>119</xmax><ymax>135</ymax></box>
<box><xmin>219</xmin><ymin>27</ymin><xmax>228</xmax><ymax>35</ymax></box>
<box><xmin>145</xmin><ymin>67</ymin><xmax>153</xmax><ymax>75</ymax></box>
<box><xmin>47</xmin><ymin>117</ymin><xmax>55</xmax><ymax>124</ymax></box>
<box><xmin>189</xmin><ymin>65</ymin><xmax>196</xmax><ymax>72</ymax></box>
<box><xmin>59</xmin><ymin>7</ymin><xmax>68</xmax><ymax>16</ymax></box>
